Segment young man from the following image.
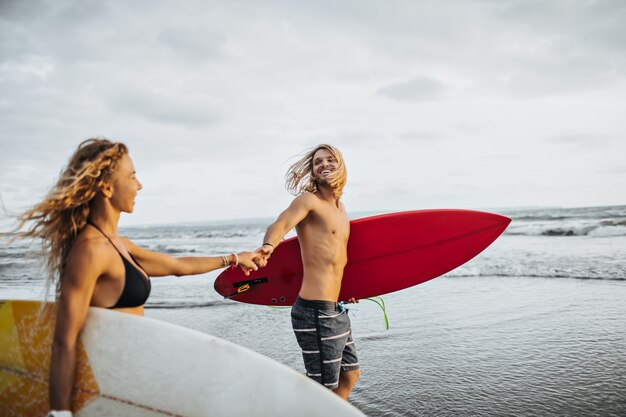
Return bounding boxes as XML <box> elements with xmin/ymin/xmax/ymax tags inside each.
<box><xmin>257</xmin><ymin>144</ymin><xmax>360</xmax><ymax>400</ymax></box>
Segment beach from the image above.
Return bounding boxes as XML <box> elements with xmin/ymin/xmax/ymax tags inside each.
<box><xmin>144</xmin><ymin>275</ymin><xmax>626</xmax><ymax>417</ymax></box>
<box><xmin>1</xmin><ymin>206</ymin><xmax>625</xmax><ymax>416</ymax></box>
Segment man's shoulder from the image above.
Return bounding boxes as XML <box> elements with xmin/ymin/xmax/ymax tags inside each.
<box><xmin>293</xmin><ymin>192</ymin><xmax>319</xmax><ymax>206</ymax></box>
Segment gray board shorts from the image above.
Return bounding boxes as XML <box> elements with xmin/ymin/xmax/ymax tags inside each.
<box><xmin>291</xmin><ymin>296</ymin><xmax>359</xmax><ymax>389</ymax></box>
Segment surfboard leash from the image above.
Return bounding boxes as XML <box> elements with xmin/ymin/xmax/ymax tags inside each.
<box><xmin>363</xmin><ymin>296</ymin><xmax>390</xmax><ymax>330</ymax></box>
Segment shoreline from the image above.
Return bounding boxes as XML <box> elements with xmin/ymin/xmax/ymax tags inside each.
<box><xmin>145</xmin><ymin>276</ymin><xmax>626</xmax><ymax>416</ymax></box>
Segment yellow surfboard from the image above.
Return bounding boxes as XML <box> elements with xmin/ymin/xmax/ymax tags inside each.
<box><xmin>0</xmin><ymin>300</ymin><xmax>97</xmax><ymax>416</ymax></box>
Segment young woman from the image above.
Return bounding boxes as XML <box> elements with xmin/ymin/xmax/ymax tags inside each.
<box><xmin>11</xmin><ymin>138</ymin><xmax>261</xmax><ymax>416</ymax></box>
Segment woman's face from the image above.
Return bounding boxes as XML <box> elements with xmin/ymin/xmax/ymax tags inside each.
<box><xmin>109</xmin><ymin>153</ymin><xmax>142</xmax><ymax>213</ymax></box>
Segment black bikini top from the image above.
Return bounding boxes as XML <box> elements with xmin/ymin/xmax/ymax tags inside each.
<box><xmin>87</xmin><ymin>221</ymin><xmax>151</xmax><ymax>309</ymax></box>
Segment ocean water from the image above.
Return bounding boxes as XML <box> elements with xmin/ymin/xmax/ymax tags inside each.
<box><xmin>1</xmin><ymin>206</ymin><xmax>625</xmax><ymax>416</ymax></box>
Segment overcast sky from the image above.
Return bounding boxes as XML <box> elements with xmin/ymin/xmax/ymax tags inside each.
<box><xmin>1</xmin><ymin>0</ymin><xmax>625</xmax><ymax>226</ymax></box>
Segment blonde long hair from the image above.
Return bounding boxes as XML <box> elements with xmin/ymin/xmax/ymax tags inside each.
<box><xmin>286</xmin><ymin>144</ymin><xmax>347</xmax><ymax>200</ymax></box>
<box><xmin>9</xmin><ymin>138</ymin><xmax>128</xmax><ymax>298</ymax></box>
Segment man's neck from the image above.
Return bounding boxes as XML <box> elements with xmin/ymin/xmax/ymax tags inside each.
<box><xmin>315</xmin><ymin>184</ymin><xmax>339</xmax><ymax>206</ymax></box>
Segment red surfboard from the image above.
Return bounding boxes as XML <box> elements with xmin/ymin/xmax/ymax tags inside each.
<box><xmin>214</xmin><ymin>209</ymin><xmax>511</xmax><ymax>306</ymax></box>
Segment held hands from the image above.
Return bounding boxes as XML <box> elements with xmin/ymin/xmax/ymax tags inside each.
<box><xmin>253</xmin><ymin>243</ymin><xmax>274</xmax><ymax>268</ymax></box>
<box><xmin>236</xmin><ymin>251</ymin><xmax>262</xmax><ymax>276</ymax></box>
<box><xmin>231</xmin><ymin>243</ymin><xmax>274</xmax><ymax>275</ymax></box>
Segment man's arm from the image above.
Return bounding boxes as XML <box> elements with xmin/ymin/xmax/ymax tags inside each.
<box><xmin>260</xmin><ymin>194</ymin><xmax>316</xmax><ymax>256</ymax></box>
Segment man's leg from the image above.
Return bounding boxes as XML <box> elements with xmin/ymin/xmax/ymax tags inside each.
<box><xmin>291</xmin><ymin>302</ymin><xmax>324</xmax><ymax>385</ymax></box>
<box><xmin>333</xmin><ymin>316</ymin><xmax>360</xmax><ymax>400</ymax></box>
<box><xmin>333</xmin><ymin>368</ymin><xmax>360</xmax><ymax>400</ymax></box>
<box><xmin>292</xmin><ymin>298</ymin><xmax>358</xmax><ymax>394</ymax></box>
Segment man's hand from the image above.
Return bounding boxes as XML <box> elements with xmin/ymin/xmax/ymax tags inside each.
<box><xmin>254</xmin><ymin>243</ymin><xmax>274</xmax><ymax>267</ymax></box>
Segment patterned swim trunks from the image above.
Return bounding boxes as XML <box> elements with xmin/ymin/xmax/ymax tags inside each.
<box><xmin>291</xmin><ymin>296</ymin><xmax>359</xmax><ymax>389</ymax></box>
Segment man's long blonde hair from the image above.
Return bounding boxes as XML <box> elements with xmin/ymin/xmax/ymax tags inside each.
<box><xmin>286</xmin><ymin>144</ymin><xmax>347</xmax><ymax>200</ymax></box>
<box><xmin>9</xmin><ymin>138</ymin><xmax>128</xmax><ymax>298</ymax></box>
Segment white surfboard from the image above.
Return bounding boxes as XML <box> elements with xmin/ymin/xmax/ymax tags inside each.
<box><xmin>0</xmin><ymin>300</ymin><xmax>364</xmax><ymax>416</ymax></box>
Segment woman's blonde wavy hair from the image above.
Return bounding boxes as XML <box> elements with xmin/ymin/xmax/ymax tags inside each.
<box><xmin>286</xmin><ymin>144</ymin><xmax>347</xmax><ymax>200</ymax></box>
<box><xmin>10</xmin><ymin>138</ymin><xmax>128</xmax><ymax>299</ymax></box>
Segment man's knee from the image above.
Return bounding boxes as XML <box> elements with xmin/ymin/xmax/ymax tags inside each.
<box><xmin>341</xmin><ymin>368</ymin><xmax>360</xmax><ymax>385</ymax></box>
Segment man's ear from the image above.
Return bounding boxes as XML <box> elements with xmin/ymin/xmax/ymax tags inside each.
<box><xmin>101</xmin><ymin>181</ymin><xmax>114</xmax><ymax>199</ymax></box>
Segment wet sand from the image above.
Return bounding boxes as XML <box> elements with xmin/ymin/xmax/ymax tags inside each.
<box><xmin>146</xmin><ymin>276</ymin><xmax>626</xmax><ymax>416</ymax></box>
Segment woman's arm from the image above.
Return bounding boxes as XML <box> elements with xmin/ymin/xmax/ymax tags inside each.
<box><xmin>49</xmin><ymin>242</ymin><xmax>105</xmax><ymax>410</ymax></box>
<box><xmin>123</xmin><ymin>239</ymin><xmax>259</xmax><ymax>277</ymax></box>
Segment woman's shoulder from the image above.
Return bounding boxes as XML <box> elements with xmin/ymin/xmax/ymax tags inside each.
<box><xmin>61</xmin><ymin>233</ymin><xmax>114</xmax><ymax>285</ymax></box>
<box><xmin>67</xmin><ymin>229</ymin><xmax>114</xmax><ymax>263</ymax></box>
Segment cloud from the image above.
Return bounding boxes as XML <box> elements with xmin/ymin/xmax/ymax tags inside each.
<box><xmin>157</xmin><ymin>26</ymin><xmax>228</xmax><ymax>62</ymax></box>
<box><xmin>397</xmin><ymin>130</ymin><xmax>445</xmax><ymax>141</ymax></box>
<box><xmin>550</xmin><ymin>133</ymin><xmax>615</xmax><ymax>147</ymax></box>
<box><xmin>377</xmin><ymin>76</ymin><xmax>446</xmax><ymax>102</ymax></box>
<box><xmin>598</xmin><ymin>165</ymin><xmax>626</xmax><ymax>175</ymax></box>
<box><xmin>1</xmin><ymin>0</ymin><xmax>625</xmax><ymax>223</ymax></box>
<box><xmin>477</xmin><ymin>0</ymin><xmax>626</xmax><ymax>96</ymax></box>
<box><xmin>106</xmin><ymin>88</ymin><xmax>225</xmax><ymax>127</ymax></box>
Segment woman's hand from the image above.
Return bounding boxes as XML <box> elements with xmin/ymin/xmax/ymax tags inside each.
<box><xmin>236</xmin><ymin>251</ymin><xmax>262</xmax><ymax>275</ymax></box>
